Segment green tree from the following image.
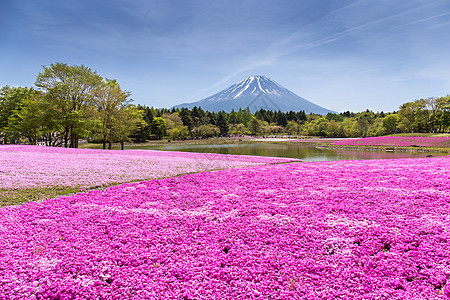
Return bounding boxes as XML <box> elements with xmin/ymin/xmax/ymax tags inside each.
<box><xmin>163</xmin><ymin>112</ymin><xmax>189</xmax><ymax>140</ymax></box>
<box><xmin>112</xmin><ymin>106</ymin><xmax>145</xmax><ymax>150</ymax></box>
<box><xmin>326</xmin><ymin>113</ymin><xmax>344</xmax><ymax>122</ymax></box>
<box><xmin>228</xmin><ymin>123</ymin><xmax>246</xmax><ymax>136</ymax></box>
<box><xmin>162</xmin><ymin>112</ymin><xmax>183</xmax><ymax>131</ymax></box>
<box><xmin>216</xmin><ymin>112</ymin><xmax>228</xmax><ymax>136</ymax></box>
<box><xmin>316</xmin><ymin>118</ymin><xmax>329</xmax><ymax>137</ymax></box>
<box><xmin>132</xmin><ymin>106</ymin><xmax>156</xmax><ymax>142</ymax></box>
<box><xmin>248</xmin><ymin>117</ymin><xmax>263</xmax><ymax>135</ymax></box>
<box><xmin>191</xmin><ymin>106</ymin><xmax>206</xmax><ymax>128</ymax></box>
<box><xmin>5</xmin><ymin>94</ymin><xmax>44</xmax><ymax>144</ymax></box>
<box><xmin>397</xmin><ymin>100</ymin><xmax>428</xmax><ymax>133</ymax></box>
<box><xmin>228</xmin><ymin>110</ymin><xmax>238</xmax><ymax>124</ymax></box>
<box><xmin>440</xmin><ymin>104</ymin><xmax>450</xmax><ymax>132</ymax></box>
<box><xmin>0</xmin><ymin>86</ymin><xmax>37</xmax><ymax>141</ymax></box>
<box><xmin>326</xmin><ymin>120</ymin><xmax>343</xmax><ymax>137</ymax></box>
<box><xmin>193</xmin><ymin>124</ymin><xmax>219</xmax><ymax>138</ymax></box>
<box><xmin>169</xmin><ymin>126</ymin><xmax>189</xmax><ymax>140</ymax></box>
<box><xmin>35</xmin><ymin>63</ymin><xmax>102</xmax><ymax>148</ymax></box>
<box><xmin>92</xmin><ymin>79</ymin><xmax>136</xmax><ymax>149</ymax></box>
<box><xmin>237</xmin><ymin>108</ymin><xmax>252</xmax><ymax>126</ymax></box>
<box><xmin>286</xmin><ymin>120</ymin><xmax>301</xmax><ymax>135</ymax></box>
<box><xmin>151</xmin><ymin>117</ymin><xmax>166</xmax><ymax>140</ymax></box>
<box><xmin>179</xmin><ymin>108</ymin><xmax>194</xmax><ymax>136</ymax></box>
<box><xmin>382</xmin><ymin>114</ymin><xmax>398</xmax><ymax>134</ymax></box>
<box><xmin>434</xmin><ymin>96</ymin><xmax>450</xmax><ymax>132</ymax></box>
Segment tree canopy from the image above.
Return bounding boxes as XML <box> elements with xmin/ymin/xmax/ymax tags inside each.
<box><xmin>0</xmin><ymin>63</ymin><xmax>144</xmax><ymax>147</ymax></box>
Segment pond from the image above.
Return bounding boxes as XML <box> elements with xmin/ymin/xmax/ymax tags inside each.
<box><xmin>124</xmin><ymin>142</ymin><xmax>444</xmax><ymax>161</ymax></box>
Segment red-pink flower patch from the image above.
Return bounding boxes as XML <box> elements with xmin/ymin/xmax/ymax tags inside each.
<box><xmin>1</xmin><ymin>156</ymin><xmax>449</xmax><ymax>299</ymax></box>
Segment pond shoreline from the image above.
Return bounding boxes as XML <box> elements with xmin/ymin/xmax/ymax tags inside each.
<box><xmin>81</xmin><ymin>136</ymin><xmax>449</xmax><ymax>153</ymax></box>
<box><xmin>316</xmin><ymin>145</ymin><xmax>449</xmax><ymax>154</ymax></box>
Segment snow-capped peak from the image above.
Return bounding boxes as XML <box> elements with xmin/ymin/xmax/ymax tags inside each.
<box><xmin>173</xmin><ymin>75</ymin><xmax>335</xmax><ymax>114</ymax></box>
<box><xmin>214</xmin><ymin>75</ymin><xmax>290</xmax><ymax>101</ymax></box>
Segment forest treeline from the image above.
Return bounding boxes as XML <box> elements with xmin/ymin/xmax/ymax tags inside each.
<box><xmin>132</xmin><ymin>97</ymin><xmax>450</xmax><ymax>142</ymax></box>
<box><xmin>1</xmin><ymin>63</ymin><xmax>449</xmax><ymax>148</ymax></box>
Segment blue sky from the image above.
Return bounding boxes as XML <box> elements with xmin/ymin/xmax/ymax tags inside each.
<box><xmin>1</xmin><ymin>0</ymin><xmax>450</xmax><ymax>112</ymax></box>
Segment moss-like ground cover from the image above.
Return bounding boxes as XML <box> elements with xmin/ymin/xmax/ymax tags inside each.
<box><xmin>0</xmin><ymin>145</ymin><xmax>297</xmax><ymax>206</ymax></box>
<box><xmin>330</xmin><ymin>136</ymin><xmax>450</xmax><ymax>148</ymax></box>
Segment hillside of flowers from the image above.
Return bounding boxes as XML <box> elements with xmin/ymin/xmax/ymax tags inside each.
<box><xmin>1</xmin><ymin>156</ymin><xmax>449</xmax><ymax>299</ymax></box>
<box><xmin>0</xmin><ymin>145</ymin><xmax>296</xmax><ymax>205</ymax></box>
<box><xmin>330</xmin><ymin>136</ymin><xmax>450</xmax><ymax>148</ymax></box>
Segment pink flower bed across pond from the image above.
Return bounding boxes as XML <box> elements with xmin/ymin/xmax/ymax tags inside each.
<box><xmin>0</xmin><ymin>145</ymin><xmax>296</xmax><ymax>191</ymax></box>
<box><xmin>330</xmin><ymin>136</ymin><xmax>450</xmax><ymax>148</ymax></box>
<box><xmin>1</xmin><ymin>156</ymin><xmax>449</xmax><ymax>299</ymax></box>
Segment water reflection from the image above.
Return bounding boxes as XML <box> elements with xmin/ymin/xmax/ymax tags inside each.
<box><xmin>125</xmin><ymin>143</ymin><xmax>444</xmax><ymax>161</ymax></box>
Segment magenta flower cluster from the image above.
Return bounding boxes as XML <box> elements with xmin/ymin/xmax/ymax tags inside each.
<box><xmin>0</xmin><ymin>145</ymin><xmax>295</xmax><ymax>190</ymax></box>
<box><xmin>330</xmin><ymin>136</ymin><xmax>450</xmax><ymax>148</ymax></box>
<box><xmin>1</xmin><ymin>155</ymin><xmax>449</xmax><ymax>299</ymax></box>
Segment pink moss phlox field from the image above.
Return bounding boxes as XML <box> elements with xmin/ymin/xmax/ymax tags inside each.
<box><xmin>288</xmin><ymin>138</ymin><xmax>349</xmax><ymax>143</ymax></box>
<box><xmin>0</xmin><ymin>145</ymin><xmax>296</xmax><ymax>190</ymax></box>
<box><xmin>1</xmin><ymin>156</ymin><xmax>450</xmax><ymax>299</ymax></box>
<box><xmin>330</xmin><ymin>136</ymin><xmax>450</xmax><ymax>148</ymax></box>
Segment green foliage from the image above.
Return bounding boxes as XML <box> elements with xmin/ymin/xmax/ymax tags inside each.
<box><xmin>326</xmin><ymin>113</ymin><xmax>344</xmax><ymax>122</ymax></box>
<box><xmin>111</xmin><ymin>106</ymin><xmax>146</xmax><ymax>149</ymax></box>
<box><xmin>92</xmin><ymin>79</ymin><xmax>143</xmax><ymax>149</ymax></box>
<box><xmin>0</xmin><ymin>86</ymin><xmax>38</xmax><ymax>140</ymax></box>
<box><xmin>286</xmin><ymin>120</ymin><xmax>301</xmax><ymax>135</ymax></box>
<box><xmin>216</xmin><ymin>112</ymin><xmax>228</xmax><ymax>136</ymax></box>
<box><xmin>248</xmin><ymin>117</ymin><xmax>263</xmax><ymax>135</ymax></box>
<box><xmin>397</xmin><ymin>97</ymin><xmax>450</xmax><ymax>133</ymax></box>
<box><xmin>192</xmin><ymin>124</ymin><xmax>219</xmax><ymax>138</ymax></box>
<box><xmin>6</xmin><ymin>96</ymin><xmax>45</xmax><ymax>144</ymax></box>
<box><xmin>163</xmin><ymin>112</ymin><xmax>189</xmax><ymax>140</ymax></box>
<box><xmin>151</xmin><ymin>117</ymin><xmax>166</xmax><ymax>140</ymax></box>
<box><xmin>35</xmin><ymin>63</ymin><xmax>103</xmax><ymax>147</ymax></box>
<box><xmin>382</xmin><ymin>114</ymin><xmax>399</xmax><ymax>134</ymax></box>
<box><xmin>169</xmin><ymin>126</ymin><xmax>189</xmax><ymax>140</ymax></box>
<box><xmin>228</xmin><ymin>123</ymin><xmax>247</xmax><ymax>136</ymax></box>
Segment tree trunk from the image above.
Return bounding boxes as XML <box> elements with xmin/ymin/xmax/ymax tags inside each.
<box><xmin>64</xmin><ymin>132</ymin><xmax>69</xmax><ymax>148</ymax></box>
<box><xmin>102</xmin><ymin>128</ymin><xmax>107</xmax><ymax>149</ymax></box>
<box><xmin>70</xmin><ymin>133</ymin><xmax>78</xmax><ymax>148</ymax></box>
<box><xmin>69</xmin><ymin>126</ymin><xmax>74</xmax><ymax>148</ymax></box>
<box><xmin>108</xmin><ymin>129</ymin><xmax>112</xmax><ymax>149</ymax></box>
<box><xmin>120</xmin><ymin>141</ymin><xmax>124</xmax><ymax>150</ymax></box>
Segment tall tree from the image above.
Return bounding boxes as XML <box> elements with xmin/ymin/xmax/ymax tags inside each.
<box><xmin>216</xmin><ymin>112</ymin><xmax>228</xmax><ymax>136</ymax></box>
<box><xmin>5</xmin><ymin>92</ymin><xmax>44</xmax><ymax>144</ymax></box>
<box><xmin>0</xmin><ymin>86</ymin><xmax>36</xmax><ymax>136</ymax></box>
<box><xmin>435</xmin><ymin>97</ymin><xmax>450</xmax><ymax>132</ymax></box>
<box><xmin>179</xmin><ymin>108</ymin><xmax>193</xmax><ymax>134</ymax></box>
<box><xmin>151</xmin><ymin>117</ymin><xmax>166</xmax><ymax>140</ymax></box>
<box><xmin>92</xmin><ymin>79</ymin><xmax>131</xmax><ymax>149</ymax></box>
<box><xmin>398</xmin><ymin>100</ymin><xmax>428</xmax><ymax>132</ymax></box>
<box><xmin>382</xmin><ymin>114</ymin><xmax>399</xmax><ymax>134</ymax></box>
<box><xmin>248</xmin><ymin>117</ymin><xmax>262</xmax><ymax>135</ymax></box>
<box><xmin>228</xmin><ymin>109</ymin><xmax>238</xmax><ymax>124</ymax></box>
<box><xmin>111</xmin><ymin>106</ymin><xmax>145</xmax><ymax>150</ymax></box>
<box><xmin>35</xmin><ymin>63</ymin><xmax>102</xmax><ymax>148</ymax></box>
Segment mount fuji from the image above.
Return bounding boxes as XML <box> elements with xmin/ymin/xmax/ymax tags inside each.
<box><xmin>173</xmin><ymin>76</ymin><xmax>335</xmax><ymax>114</ymax></box>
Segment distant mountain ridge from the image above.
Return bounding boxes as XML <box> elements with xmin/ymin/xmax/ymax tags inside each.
<box><xmin>173</xmin><ymin>75</ymin><xmax>335</xmax><ymax>114</ymax></box>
